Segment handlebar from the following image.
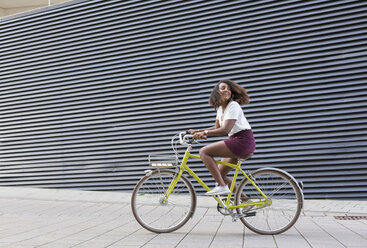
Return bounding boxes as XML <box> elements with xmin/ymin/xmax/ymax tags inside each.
<box><xmin>179</xmin><ymin>131</ymin><xmax>195</xmax><ymax>146</ymax></box>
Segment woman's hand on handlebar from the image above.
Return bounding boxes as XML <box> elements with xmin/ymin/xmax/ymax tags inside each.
<box><xmin>193</xmin><ymin>131</ymin><xmax>207</xmax><ymax>140</ymax></box>
<box><xmin>188</xmin><ymin>129</ymin><xmax>199</xmax><ymax>134</ymax></box>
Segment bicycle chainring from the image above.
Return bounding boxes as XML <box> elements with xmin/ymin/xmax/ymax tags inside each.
<box><xmin>216</xmin><ymin>198</ymin><xmax>233</xmax><ymax>216</ymax></box>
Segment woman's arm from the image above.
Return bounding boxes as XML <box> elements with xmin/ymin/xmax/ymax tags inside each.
<box><xmin>193</xmin><ymin>119</ymin><xmax>236</xmax><ymax>139</ymax></box>
<box><xmin>189</xmin><ymin>125</ymin><xmax>217</xmax><ymax>134</ymax></box>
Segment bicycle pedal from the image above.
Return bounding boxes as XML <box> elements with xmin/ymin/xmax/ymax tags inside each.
<box><xmin>244</xmin><ymin>211</ymin><xmax>256</xmax><ymax>217</ymax></box>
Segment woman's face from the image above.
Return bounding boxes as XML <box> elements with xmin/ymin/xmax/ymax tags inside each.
<box><xmin>218</xmin><ymin>82</ymin><xmax>231</xmax><ymax>102</ymax></box>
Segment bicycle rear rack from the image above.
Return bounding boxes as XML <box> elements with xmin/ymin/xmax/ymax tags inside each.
<box><xmin>149</xmin><ymin>154</ymin><xmax>178</xmax><ymax>167</ymax></box>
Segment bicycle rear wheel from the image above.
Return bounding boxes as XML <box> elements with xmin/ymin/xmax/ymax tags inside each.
<box><xmin>235</xmin><ymin>168</ymin><xmax>303</xmax><ymax>235</ymax></box>
<box><xmin>131</xmin><ymin>169</ymin><xmax>196</xmax><ymax>233</ymax></box>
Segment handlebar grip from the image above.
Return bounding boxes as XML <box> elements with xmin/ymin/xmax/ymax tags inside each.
<box><xmin>179</xmin><ymin>131</ymin><xmax>195</xmax><ymax>146</ymax></box>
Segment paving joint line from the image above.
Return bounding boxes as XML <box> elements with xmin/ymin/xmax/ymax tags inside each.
<box><xmin>36</xmin><ymin>216</ymin><xmax>123</xmax><ymax>248</ymax></box>
<box><xmin>293</xmin><ymin>224</ymin><xmax>313</xmax><ymax>248</ymax></box>
<box><xmin>311</xmin><ymin>218</ymin><xmax>347</xmax><ymax>248</ymax></box>
<box><xmin>335</xmin><ymin>218</ymin><xmax>367</xmax><ymax>241</ymax></box>
<box><xmin>208</xmin><ymin>216</ymin><xmax>224</xmax><ymax>248</ymax></box>
<box><xmin>72</xmin><ymin>217</ymin><xmax>149</xmax><ymax>248</ymax></box>
<box><xmin>174</xmin><ymin>207</ymin><xmax>210</xmax><ymax>248</ymax></box>
<box><xmin>104</xmin><ymin>223</ymin><xmax>146</xmax><ymax>247</ymax></box>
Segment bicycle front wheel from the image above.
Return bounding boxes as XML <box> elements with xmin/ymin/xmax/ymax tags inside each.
<box><xmin>131</xmin><ymin>169</ymin><xmax>196</xmax><ymax>233</ymax></box>
<box><xmin>235</xmin><ymin>168</ymin><xmax>303</xmax><ymax>235</ymax></box>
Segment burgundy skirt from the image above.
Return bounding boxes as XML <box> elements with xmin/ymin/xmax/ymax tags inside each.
<box><xmin>224</xmin><ymin>130</ymin><xmax>256</xmax><ymax>158</ymax></box>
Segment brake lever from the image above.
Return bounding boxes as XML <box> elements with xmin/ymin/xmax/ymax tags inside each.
<box><xmin>190</xmin><ymin>138</ymin><xmax>201</xmax><ymax>144</ymax></box>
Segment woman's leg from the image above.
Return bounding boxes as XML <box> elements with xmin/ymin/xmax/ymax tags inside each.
<box><xmin>219</xmin><ymin>158</ymin><xmax>249</xmax><ymax>201</ymax></box>
<box><xmin>218</xmin><ymin>157</ymin><xmax>237</xmax><ymax>187</ymax></box>
<box><xmin>199</xmin><ymin>141</ymin><xmax>237</xmax><ymax>186</ymax></box>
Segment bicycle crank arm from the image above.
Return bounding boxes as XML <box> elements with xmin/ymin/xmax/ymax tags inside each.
<box><xmin>232</xmin><ymin>211</ymin><xmax>257</xmax><ymax>222</ymax></box>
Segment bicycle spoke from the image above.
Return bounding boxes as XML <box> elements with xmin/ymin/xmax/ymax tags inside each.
<box><xmin>131</xmin><ymin>170</ymin><xmax>195</xmax><ymax>233</ymax></box>
<box><xmin>236</xmin><ymin>168</ymin><xmax>302</xmax><ymax>235</ymax></box>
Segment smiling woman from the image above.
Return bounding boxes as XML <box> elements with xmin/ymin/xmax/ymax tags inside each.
<box><xmin>190</xmin><ymin>80</ymin><xmax>256</xmax><ymax>196</ymax></box>
<box><xmin>209</xmin><ymin>79</ymin><xmax>250</xmax><ymax>110</ymax></box>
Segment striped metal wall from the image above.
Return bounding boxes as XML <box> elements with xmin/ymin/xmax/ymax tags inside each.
<box><xmin>1</xmin><ymin>0</ymin><xmax>367</xmax><ymax>199</ymax></box>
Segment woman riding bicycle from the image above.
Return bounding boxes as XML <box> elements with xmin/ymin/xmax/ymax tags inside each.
<box><xmin>190</xmin><ymin>79</ymin><xmax>256</xmax><ymax>196</ymax></box>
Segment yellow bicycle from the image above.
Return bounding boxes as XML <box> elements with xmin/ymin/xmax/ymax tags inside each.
<box><xmin>131</xmin><ymin>132</ymin><xmax>304</xmax><ymax>235</ymax></box>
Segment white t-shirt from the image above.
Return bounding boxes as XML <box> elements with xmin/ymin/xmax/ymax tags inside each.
<box><xmin>216</xmin><ymin>100</ymin><xmax>251</xmax><ymax>136</ymax></box>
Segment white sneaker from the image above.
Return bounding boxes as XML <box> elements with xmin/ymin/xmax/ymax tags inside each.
<box><xmin>205</xmin><ymin>185</ymin><xmax>230</xmax><ymax>196</ymax></box>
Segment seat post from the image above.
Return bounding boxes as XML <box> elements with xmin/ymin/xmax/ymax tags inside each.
<box><xmin>238</xmin><ymin>153</ymin><xmax>253</xmax><ymax>167</ymax></box>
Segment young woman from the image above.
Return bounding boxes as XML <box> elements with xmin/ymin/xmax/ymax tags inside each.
<box><xmin>190</xmin><ymin>79</ymin><xmax>256</xmax><ymax>195</ymax></box>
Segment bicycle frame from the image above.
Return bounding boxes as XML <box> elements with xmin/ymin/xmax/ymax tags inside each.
<box><xmin>165</xmin><ymin>145</ymin><xmax>271</xmax><ymax>210</ymax></box>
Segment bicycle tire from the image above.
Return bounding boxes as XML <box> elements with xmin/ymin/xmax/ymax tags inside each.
<box><xmin>235</xmin><ymin>168</ymin><xmax>303</xmax><ymax>235</ymax></box>
<box><xmin>131</xmin><ymin>169</ymin><xmax>196</xmax><ymax>233</ymax></box>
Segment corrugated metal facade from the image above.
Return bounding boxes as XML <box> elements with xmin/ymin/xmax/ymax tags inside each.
<box><xmin>1</xmin><ymin>0</ymin><xmax>366</xmax><ymax>199</ymax></box>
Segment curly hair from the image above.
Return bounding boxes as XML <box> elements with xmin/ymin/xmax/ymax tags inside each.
<box><xmin>209</xmin><ymin>79</ymin><xmax>250</xmax><ymax>109</ymax></box>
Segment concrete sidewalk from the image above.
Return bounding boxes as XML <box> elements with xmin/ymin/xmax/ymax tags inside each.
<box><xmin>0</xmin><ymin>187</ymin><xmax>366</xmax><ymax>248</ymax></box>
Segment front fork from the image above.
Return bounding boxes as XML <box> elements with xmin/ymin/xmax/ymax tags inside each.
<box><xmin>160</xmin><ymin>154</ymin><xmax>189</xmax><ymax>203</ymax></box>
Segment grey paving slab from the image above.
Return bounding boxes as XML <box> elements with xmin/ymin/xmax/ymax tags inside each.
<box><xmin>294</xmin><ymin>217</ymin><xmax>346</xmax><ymax>248</ymax></box>
<box><xmin>209</xmin><ymin>218</ymin><xmax>244</xmax><ymax>248</ymax></box>
<box><xmin>244</xmin><ymin>228</ymin><xmax>276</xmax><ymax>248</ymax></box>
<box><xmin>314</xmin><ymin>217</ymin><xmax>367</xmax><ymax>247</ymax></box>
<box><xmin>176</xmin><ymin>217</ymin><xmax>222</xmax><ymax>247</ymax></box>
<box><xmin>0</xmin><ymin>187</ymin><xmax>366</xmax><ymax>248</ymax></box>
<box><xmin>274</xmin><ymin>227</ymin><xmax>311</xmax><ymax>248</ymax></box>
<box><xmin>335</xmin><ymin>219</ymin><xmax>367</xmax><ymax>238</ymax></box>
